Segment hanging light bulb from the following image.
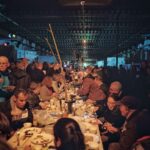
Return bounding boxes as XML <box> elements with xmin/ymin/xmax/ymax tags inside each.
<box><xmin>82</xmin><ymin>39</ymin><xmax>87</xmax><ymax>44</ymax></box>
<box><xmin>12</xmin><ymin>34</ymin><xmax>16</xmax><ymax>38</ymax></box>
<box><xmin>80</xmin><ymin>1</ymin><xmax>85</xmax><ymax>6</ymax></box>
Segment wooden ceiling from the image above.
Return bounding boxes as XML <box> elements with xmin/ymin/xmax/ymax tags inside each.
<box><xmin>0</xmin><ymin>0</ymin><xmax>150</xmax><ymax>61</ymax></box>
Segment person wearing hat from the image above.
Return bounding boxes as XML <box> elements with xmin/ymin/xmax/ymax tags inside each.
<box><xmin>108</xmin><ymin>96</ymin><xmax>150</xmax><ymax>150</ymax></box>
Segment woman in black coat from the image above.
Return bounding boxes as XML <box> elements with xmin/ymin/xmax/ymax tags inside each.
<box><xmin>96</xmin><ymin>94</ymin><xmax>125</xmax><ymax>150</ymax></box>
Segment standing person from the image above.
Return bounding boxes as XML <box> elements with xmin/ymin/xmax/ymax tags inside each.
<box><xmin>53</xmin><ymin>118</ymin><xmax>85</xmax><ymax>150</ymax></box>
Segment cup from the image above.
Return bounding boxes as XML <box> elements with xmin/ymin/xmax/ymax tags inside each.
<box><xmin>23</xmin><ymin>122</ymin><xmax>32</xmax><ymax>128</ymax></box>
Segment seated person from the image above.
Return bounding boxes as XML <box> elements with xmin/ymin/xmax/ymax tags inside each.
<box><xmin>52</xmin><ymin>72</ymin><xmax>65</xmax><ymax>93</ymax></box>
<box><xmin>0</xmin><ymin>56</ymin><xmax>14</xmax><ymax>102</ymax></box>
<box><xmin>132</xmin><ymin>136</ymin><xmax>150</xmax><ymax>150</ymax></box>
<box><xmin>0</xmin><ymin>112</ymin><xmax>11</xmax><ymax>141</ymax></box>
<box><xmin>0</xmin><ymin>89</ymin><xmax>33</xmax><ymax>131</ymax></box>
<box><xmin>96</xmin><ymin>95</ymin><xmax>125</xmax><ymax>149</ymax></box>
<box><xmin>109</xmin><ymin>96</ymin><xmax>150</xmax><ymax>150</ymax></box>
<box><xmin>53</xmin><ymin>117</ymin><xmax>85</xmax><ymax>150</ymax></box>
<box><xmin>39</xmin><ymin>76</ymin><xmax>54</xmax><ymax>101</ymax></box>
<box><xmin>10</xmin><ymin>59</ymin><xmax>31</xmax><ymax>90</ymax></box>
<box><xmin>0</xmin><ymin>140</ymin><xmax>12</xmax><ymax>150</ymax></box>
<box><xmin>27</xmin><ymin>82</ymin><xmax>41</xmax><ymax>109</ymax></box>
<box><xmin>86</xmin><ymin>71</ymin><xmax>108</xmax><ymax>104</ymax></box>
<box><xmin>131</xmin><ymin>108</ymin><xmax>150</xmax><ymax>150</ymax></box>
<box><xmin>78</xmin><ymin>73</ymin><xmax>106</xmax><ymax>102</ymax></box>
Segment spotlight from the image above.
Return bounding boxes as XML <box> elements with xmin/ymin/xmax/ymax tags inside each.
<box><xmin>8</xmin><ymin>33</ymin><xmax>11</xmax><ymax>38</ymax></box>
<box><xmin>82</xmin><ymin>39</ymin><xmax>87</xmax><ymax>44</ymax></box>
<box><xmin>12</xmin><ymin>34</ymin><xmax>16</xmax><ymax>38</ymax></box>
<box><xmin>4</xmin><ymin>43</ymin><xmax>8</xmax><ymax>46</ymax></box>
<box><xmin>80</xmin><ymin>1</ymin><xmax>85</xmax><ymax>6</ymax></box>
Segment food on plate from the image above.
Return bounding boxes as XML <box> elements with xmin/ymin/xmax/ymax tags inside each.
<box><xmin>86</xmin><ymin>141</ymin><xmax>99</xmax><ymax>150</ymax></box>
<box><xmin>84</xmin><ymin>133</ymin><xmax>94</xmax><ymax>142</ymax></box>
<box><xmin>31</xmin><ymin>133</ymin><xmax>53</xmax><ymax>145</ymax></box>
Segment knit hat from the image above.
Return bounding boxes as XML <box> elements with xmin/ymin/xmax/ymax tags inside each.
<box><xmin>120</xmin><ymin>96</ymin><xmax>140</xmax><ymax>109</ymax></box>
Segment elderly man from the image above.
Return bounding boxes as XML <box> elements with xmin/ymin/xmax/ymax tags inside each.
<box><xmin>0</xmin><ymin>56</ymin><xmax>13</xmax><ymax>102</ymax></box>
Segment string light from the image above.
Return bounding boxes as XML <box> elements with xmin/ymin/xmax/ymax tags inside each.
<box><xmin>81</xmin><ymin>1</ymin><xmax>87</xmax><ymax>47</ymax></box>
<box><xmin>82</xmin><ymin>39</ymin><xmax>87</xmax><ymax>44</ymax></box>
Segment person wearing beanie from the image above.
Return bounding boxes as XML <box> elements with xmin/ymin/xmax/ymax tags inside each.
<box><xmin>108</xmin><ymin>96</ymin><xmax>150</xmax><ymax>150</ymax></box>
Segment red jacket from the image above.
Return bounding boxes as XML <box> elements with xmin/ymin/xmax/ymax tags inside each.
<box><xmin>78</xmin><ymin>77</ymin><xmax>106</xmax><ymax>101</ymax></box>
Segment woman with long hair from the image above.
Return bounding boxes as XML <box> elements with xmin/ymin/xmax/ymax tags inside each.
<box><xmin>53</xmin><ymin>118</ymin><xmax>85</xmax><ymax>150</ymax></box>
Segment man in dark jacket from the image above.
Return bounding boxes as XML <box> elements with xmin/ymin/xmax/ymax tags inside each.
<box><xmin>0</xmin><ymin>89</ymin><xmax>33</xmax><ymax>131</ymax></box>
<box><xmin>108</xmin><ymin>96</ymin><xmax>150</xmax><ymax>150</ymax></box>
<box><xmin>10</xmin><ymin>59</ymin><xmax>30</xmax><ymax>90</ymax></box>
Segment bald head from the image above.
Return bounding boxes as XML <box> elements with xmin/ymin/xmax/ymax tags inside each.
<box><xmin>0</xmin><ymin>56</ymin><xmax>9</xmax><ymax>72</ymax></box>
<box><xmin>109</xmin><ymin>81</ymin><xmax>122</xmax><ymax>96</ymax></box>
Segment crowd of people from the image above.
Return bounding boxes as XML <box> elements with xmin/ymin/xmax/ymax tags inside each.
<box><xmin>0</xmin><ymin>55</ymin><xmax>150</xmax><ymax>150</ymax></box>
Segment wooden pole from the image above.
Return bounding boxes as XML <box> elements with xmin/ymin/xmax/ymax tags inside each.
<box><xmin>48</xmin><ymin>24</ymin><xmax>68</xmax><ymax>102</ymax></box>
<box><xmin>45</xmin><ymin>37</ymin><xmax>58</xmax><ymax>63</ymax></box>
<box><xmin>48</xmin><ymin>24</ymin><xmax>62</xmax><ymax>67</ymax></box>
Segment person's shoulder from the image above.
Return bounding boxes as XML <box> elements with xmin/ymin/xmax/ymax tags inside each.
<box><xmin>138</xmin><ymin>109</ymin><xmax>150</xmax><ymax>119</ymax></box>
<box><xmin>113</xmin><ymin>106</ymin><xmax>121</xmax><ymax>114</ymax></box>
<box><xmin>24</xmin><ymin>101</ymin><xmax>31</xmax><ymax>109</ymax></box>
<box><xmin>84</xmin><ymin>76</ymin><xmax>94</xmax><ymax>83</ymax></box>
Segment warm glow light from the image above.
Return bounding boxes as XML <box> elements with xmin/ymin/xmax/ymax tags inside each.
<box><xmin>83</xmin><ymin>39</ymin><xmax>86</xmax><ymax>43</ymax></box>
<box><xmin>82</xmin><ymin>39</ymin><xmax>87</xmax><ymax>44</ymax></box>
<box><xmin>8</xmin><ymin>33</ymin><xmax>11</xmax><ymax>38</ymax></box>
<box><xmin>12</xmin><ymin>34</ymin><xmax>16</xmax><ymax>38</ymax></box>
<box><xmin>4</xmin><ymin>43</ymin><xmax>8</xmax><ymax>46</ymax></box>
<box><xmin>80</xmin><ymin>1</ymin><xmax>85</xmax><ymax>6</ymax></box>
<box><xmin>8</xmin><ymin>33</ymin><xmax>16</xmax><ymax>38</ymax></box>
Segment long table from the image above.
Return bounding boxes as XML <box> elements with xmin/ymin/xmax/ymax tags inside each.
<box><xmin>8</xmin><ymin>92</ymin><xmax>104</xmax><ymax>150</ymax></box>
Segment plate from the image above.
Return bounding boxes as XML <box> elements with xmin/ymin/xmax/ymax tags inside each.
<box><xmin>19</xmin><ymin>127</ymin><xmax>42</xmax><ymax>138</ymax></box>
<box><xmin>31</xmin><ymin>133</ymin><xmax>53</xmax><ymax>145</ymax></box>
